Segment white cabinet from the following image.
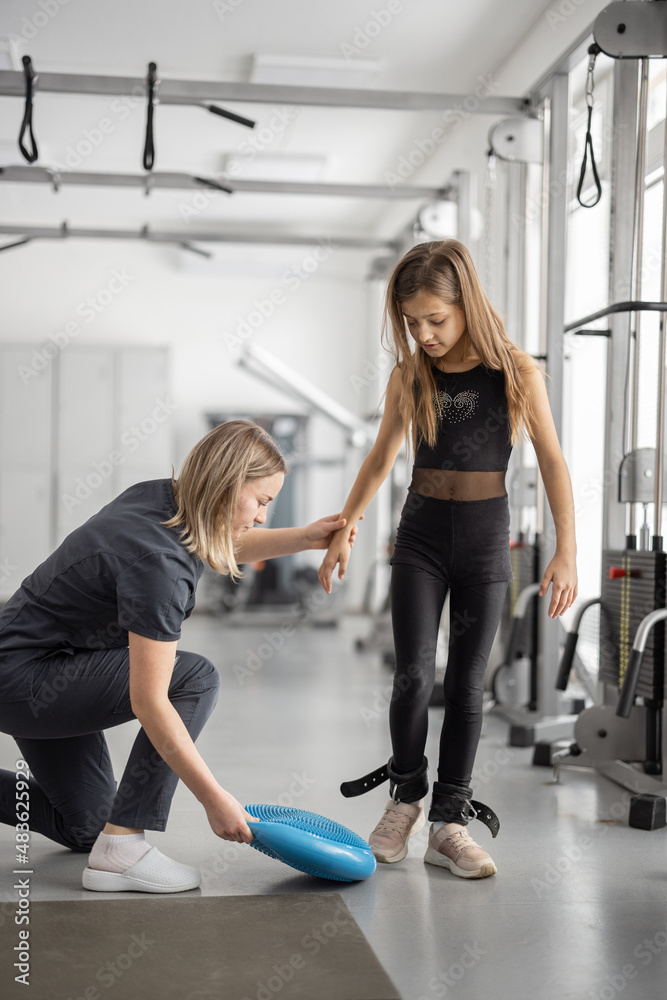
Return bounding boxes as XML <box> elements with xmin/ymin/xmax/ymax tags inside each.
<box><xmin>0</xmin><ymin>345</ymin><xmax>172</xmax><ymax>600</ymax></box>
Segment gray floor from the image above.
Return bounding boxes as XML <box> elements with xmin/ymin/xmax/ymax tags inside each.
<box><xmin>1</xmin><ymin>612</ymin><xmax>666</xmax><ymax>1000</ymax></box>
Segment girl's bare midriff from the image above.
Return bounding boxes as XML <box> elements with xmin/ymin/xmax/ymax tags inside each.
<box><xmin>409</xmin><ymin>468</ymin><xmax>506</xmax><ymax>501</ymax></box>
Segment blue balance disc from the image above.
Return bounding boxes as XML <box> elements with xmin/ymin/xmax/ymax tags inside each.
<box><xmin>245</xmin><ymin>804</ymin><xmax>376</xmax><ymax>882</ymax></box>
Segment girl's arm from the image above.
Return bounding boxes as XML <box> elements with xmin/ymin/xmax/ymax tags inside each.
<box><xmin>127</xmin><ymin>632</ymin><xmax>256</xmax><ymax>842</ymax></box>
<box><xmin>318</xmin><ymin>367</ymin><xmax>406</xmax><ymax>594</ymax></box>
<box><xmin>523</xmin><ymin>363</ymin><xmax>578</xmax><ymax>618</ymax></box>
<box><xmin>234</xmin><ymin>514</ymin><xmax>359</xmax><ymax>564</ymax></box>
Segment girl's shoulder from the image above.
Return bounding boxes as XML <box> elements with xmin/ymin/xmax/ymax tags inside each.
<box><xmin>507</xmin><ymin>347</ymin><xmax>541</xmax><ymax>377</ymax></box>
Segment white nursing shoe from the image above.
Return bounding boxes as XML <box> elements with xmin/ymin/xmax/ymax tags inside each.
<box><xmin>82</xmin><ymin>846</ymin><xmax>201</xmax><ymax>893</ymax></box>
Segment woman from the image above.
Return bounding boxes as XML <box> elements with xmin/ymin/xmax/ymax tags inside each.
<box><xmin>0</xmin><ymin>419</ymin><xmax>353</xmax><ymax>893</ymax></box>
<box><xmin>319</xmin><ymin>239</ymin><xmax>578</xmax><ymax>878</ymax></box>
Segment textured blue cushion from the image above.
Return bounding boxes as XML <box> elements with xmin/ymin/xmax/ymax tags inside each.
<box><xmin>245</xmin><ymin>804</ymin><xmax>376</xmax><ymax>882</ymax></box>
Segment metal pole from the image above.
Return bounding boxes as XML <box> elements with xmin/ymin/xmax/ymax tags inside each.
<box><xmin>538</xmin><ymin>73</ymin><xmax>569</xmax><ymax>719</ymax></box>
<box><xmin>0</xmin><ymin>69</ymin><xmax>525</xmax><ymax>114</ymax></box>
<box><xmin>654</xmin><ymin>80</ymin><xmax>667</xmax><ymax>551</ymax></box>
<box><xmin>0</xmin><ymin>223</ymin><xmax>395</xmax><ymax>251</ymax></box>
<box><xmin>0</xmin><ymin>166</ymin><xmax>451</xmax><ymax>201</ymax></box>
<box><xmin>603</xmin><ymin>58</ymin><xmax>640</xmax><ymax>553</ymax></box>
<box><xmin>455</xmin><ymin>170</ymin><xmax>471</xmax><ymax>249</ymax></box>
<box><xmin>629</xmin><ymin>58</ymin><xmax>650</xmax><ymax>545</ymax></box>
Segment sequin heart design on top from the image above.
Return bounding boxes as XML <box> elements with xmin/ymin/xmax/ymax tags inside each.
<box><xmin>433</xmin><ymin>389</ymin><xmax>480</xmax><ymax>423</ymax></box>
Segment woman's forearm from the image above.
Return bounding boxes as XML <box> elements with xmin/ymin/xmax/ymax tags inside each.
<box><xmin>235</xmin><ymin>526</ymin><xmax>308</xmax><ymax>564</ymax></box>
<box><xmin>135</xmin><ymin>700</ymin><xmax>227</xmax><ymax>808</ymax></box>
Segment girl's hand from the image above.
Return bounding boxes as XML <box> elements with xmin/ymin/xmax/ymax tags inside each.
<box><xmin>304</xmin><ymin>513</ymin><xmax>363</xmax><ymax>551</ymax></box>
<box><xmin>318</xmin><ymin>529</ymin><xmax>354</xmax><ymax>594</ymax></box>
<box><xmin>539</xmin><ymin>553</ymin><xmax>578</xmax><ymax>618</ymax></box>
<box><xmin>205</xmin><ymin>791</ymin><xmax>257</xmax><ymax>843</ymax></box>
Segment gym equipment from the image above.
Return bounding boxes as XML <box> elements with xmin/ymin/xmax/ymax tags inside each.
<box><xmin>534</xmin><ymin>42</ymin><xmax>667</xmax><ymax>825</ymax></box>
<box><xmin>245</xmin><ymin>804</ymin><xmax>376</xmax><ymax>882</ymax></box>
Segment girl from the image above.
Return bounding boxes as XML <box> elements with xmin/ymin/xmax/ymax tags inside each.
<box><xmin>319</xmin><ymin>239</ymin><xmax>578</xmax><ymax>879</ymax></box>
<box><xmin>0</xmin><ymin>420</ymin><xmax>354</xmax><ymax>893</ymax></box>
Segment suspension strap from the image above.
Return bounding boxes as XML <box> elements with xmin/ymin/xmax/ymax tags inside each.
<box><xmin>18</xmin><ymin>56</ymin><xmax>38</xmax><ymax>164</ymax></box>
<box><xmin>143</xmin><ymin>62</ymin><xmax>159</xmax><ymax>172</ymax></box>
<box><xmin>577</xmin><ymin>44</ymin><xmax>602</xmax><ymax>209</ymax></box>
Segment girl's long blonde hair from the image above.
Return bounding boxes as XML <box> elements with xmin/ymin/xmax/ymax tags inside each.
<box><xmin>163</xmin><ymin>419</ymin><xmax>287</xmax><ymax>580</ymax></box>
<box><xmin>382</xmin><ymin>239</ymin><xmax>540</xmax><ymax>452</ymax></box>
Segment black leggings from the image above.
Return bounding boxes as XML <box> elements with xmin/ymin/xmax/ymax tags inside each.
<box><xmin>0</xmin><ymin>648</ymin><xmax>220</xmax><ymax>851</ymax></box>
<box><xmin>388</xmin><ymin>490</ymin><xmax>512</xmax><ymax>790</ymax></box>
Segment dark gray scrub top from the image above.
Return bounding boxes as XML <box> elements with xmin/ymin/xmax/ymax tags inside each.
<box><xmin>0</xmin><ymin>479</ymin><xmax>204</xmax><ymax>701</ymax></box>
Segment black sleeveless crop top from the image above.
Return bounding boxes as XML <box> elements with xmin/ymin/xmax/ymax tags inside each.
<box><xmin>413</xmin><ymin>364</ymin><xmax>513</xmax><ymax>472</ymax></box>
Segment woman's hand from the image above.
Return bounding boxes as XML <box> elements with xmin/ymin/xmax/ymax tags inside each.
<box><xmin>318</xmin><ymin>528</ymin><xmax>355</xmax><ymax>595</ymax></box>
<box><xmin>205</xmin><ymin>790</ymin><xmax>258</xmax><ymax>843</ymax></box>
<box><xmin>303</xmin><ymin>512</ymin><xmax>362</xmax><ymax>551</ymax></box>
<box><xmin>539</xmin><ymin>553</ymin><xmax>578</xmax><ymax>618</ymax></box>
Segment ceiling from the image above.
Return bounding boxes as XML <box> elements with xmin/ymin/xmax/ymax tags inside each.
<box><xmin>0</xmin><ymin>0</ymin><xmax>555</xmax><ymax>250</ymax></box>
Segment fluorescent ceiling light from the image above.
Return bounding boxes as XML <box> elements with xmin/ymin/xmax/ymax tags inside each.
<box><xmin>224</xmin><ymin>152</ymin><xmax>327</xmax><ymax>181</ymax></box>
<box><xmin>250</xmin><ymin>54</ymin><xmax>380</xmax><ymax>89</ymax></box>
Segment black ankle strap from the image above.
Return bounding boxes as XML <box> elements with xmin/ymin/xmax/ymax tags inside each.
<box><xmin>340</xmin><ymin>764</ymin><xmax>388</xmax><ymax>798</ymax></box>
<box><xmin>341</xmin><ymin>757</ymin><xmax>429</xmax><ymax>802</ymax></box>
<box><xmin>470</xmin><ymin>800</ymin><xmax>500</xmax><ymax>839</ymax></box>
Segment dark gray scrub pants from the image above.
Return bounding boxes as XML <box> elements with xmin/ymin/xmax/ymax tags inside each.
<box><xmin>0</xmin><ymin>647</ymin><xmax>220</xmax><ymax>852</ymax></box>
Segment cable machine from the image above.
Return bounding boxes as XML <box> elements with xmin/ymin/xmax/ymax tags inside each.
<box><xmin>535</xmin><ymin>2</ymin><xmax>667</xmax><ymax>829</ymax></box>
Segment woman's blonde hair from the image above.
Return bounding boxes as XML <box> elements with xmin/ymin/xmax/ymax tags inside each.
<box><xmin>163</xmin><ymin>419</ymin><xmax>287</xmax><ymax>580</ymax></box>
<box><xmin>382</xmin><ymin>239</ymin><xmax>541</xmax><ymax>452</ymax></box>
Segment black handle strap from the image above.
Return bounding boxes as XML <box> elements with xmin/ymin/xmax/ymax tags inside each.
<box><xmin>18</xmin><ymin>56</ymin><xmax>38</xmax><ymax>164</ymax></box>
<box><xmin>577</xmin><ymin>104</ymin><xmax>602</xmax><ymax>208</ymax></box>
<box><xmin>143</xmin><ymin>62</ymin><xmax>158</xmax><ymax>172</ymax></box>
<box><xmin>206</xmin><ymin>104</ymin><xmax>256</xmax><ymax>129</ymax></box>
<box><xmin>577</xmin><ymin>44</ymin><xmax>602</xmax><ymax>209</ymax></box>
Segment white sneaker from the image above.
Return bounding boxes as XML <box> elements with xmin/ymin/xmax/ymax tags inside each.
<box><xmin>368</xmin><ymin>798</ymin><xmax>425</xmax><ymax>863</ymax></box>
<box><xmin>82</xmin><ymin>846</ymin><xmax>201</xmax><ymax>893</ymax></box>
<box><xmin>424</xmin><ymin>823</ymin><xmax>497</xmax><ymax>878</ymax></box>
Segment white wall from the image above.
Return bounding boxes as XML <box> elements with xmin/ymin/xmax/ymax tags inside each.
<box><xmin>0</xmin><ymin>237</ymin><xmax>378</xmax><ymax>608</ymax></box>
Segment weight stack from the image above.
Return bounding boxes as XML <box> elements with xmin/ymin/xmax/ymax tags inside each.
<box><xmin>599</xmin><ymin>549</ymin><xmax>666</xmax><ymax>700</ymax></box>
